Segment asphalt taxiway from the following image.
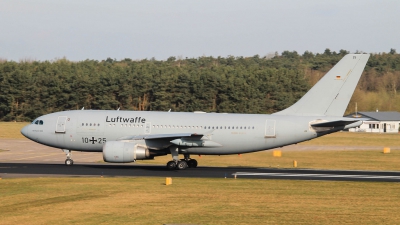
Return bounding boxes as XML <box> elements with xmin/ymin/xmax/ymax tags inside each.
<box><xmin>1</xmin><ymin>139</ymin><xmax>400</xmax><ymax>182</ymax></box>
<box><xmin>1</xmin><ymin>162</ymin><xmax>400</xmax><ymax>182</ymax></box>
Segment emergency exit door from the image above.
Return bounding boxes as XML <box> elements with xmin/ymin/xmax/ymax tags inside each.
<box><xmin>265</xmin><ymin>120</ymin><xmax>276</xmax><ymax>138</ymax></box>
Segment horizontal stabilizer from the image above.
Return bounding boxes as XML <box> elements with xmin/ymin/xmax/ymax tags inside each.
<box><xmin>311</xmin><ymin>120</ymin><xmax>359</xmax><ymax>128</ymax></box>
<box><xmin>311</xmin><ymin>120</ymin><xmax>362</xmax><ymax>132</ymax></box>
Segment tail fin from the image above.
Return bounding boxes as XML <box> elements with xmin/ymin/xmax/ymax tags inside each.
<box><xmin>274</xmin><ymin>54</ymin><xmax>370</xmax><ymax>117</ymax></box>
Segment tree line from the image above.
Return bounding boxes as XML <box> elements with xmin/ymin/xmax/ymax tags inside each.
<box><xmin>0</xmin><ymin>49</ymin><xmax>399</xmax><ymax>121</ymax></box>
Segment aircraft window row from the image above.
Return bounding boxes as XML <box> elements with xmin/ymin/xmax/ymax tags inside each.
<box><xmin>82</xmin><ymin>123</ymin><xmax>100</xmax><ymax>127</ymax></box>
<box><xmin>150</xmin><ymin>125</ymin><xmax>255</xmax><ymax>130</ymax></box>
<box><xmin>33</xmin><ymin>120</ymin><xmax>44</xmax><ymax>125</ymax></box>
<box><xmin>106</xmin><ymin>124</ymin><xmax>255</xmax><ymax>130</ymax></box>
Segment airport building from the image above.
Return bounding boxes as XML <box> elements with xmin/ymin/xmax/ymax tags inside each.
<box><xmin>346</xmin><ymin>111</ymin><xmax>400</xmax><ymax>133</ymax></box>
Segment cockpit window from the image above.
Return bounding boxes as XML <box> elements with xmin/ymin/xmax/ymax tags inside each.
<box><xmin>33</xmin><ymin>119</ymin><xmax>44</xmax><ymax>125</ymax></box>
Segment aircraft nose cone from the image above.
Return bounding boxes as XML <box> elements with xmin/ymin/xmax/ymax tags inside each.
<box><xmin>21</xmin><ymin>125</ymin><xmax>30</xmax><ymax>138</ymax></box>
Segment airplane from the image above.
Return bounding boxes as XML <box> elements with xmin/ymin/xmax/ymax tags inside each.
<box><xmin>21</xmin><ymin>54</ymin><xmax>370</xmax><ymax>170</ymax></box>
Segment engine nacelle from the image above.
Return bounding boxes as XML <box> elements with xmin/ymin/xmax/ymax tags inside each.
<box><xmin>103</xmin><ymin>141</ymin><xmax>150</xmax><ymax>163</ymax></box>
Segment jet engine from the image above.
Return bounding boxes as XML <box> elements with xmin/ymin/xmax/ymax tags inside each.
<box><xmin>102</xmin><ymin>141</ymin><xmax>152</xmax><ymax>163</ymax></box>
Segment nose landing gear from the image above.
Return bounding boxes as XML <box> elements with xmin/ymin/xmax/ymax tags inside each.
<box><xmin>62</xmin><ymin>149</ymin><xmax>74</xmax><ymax>166</ymax></box>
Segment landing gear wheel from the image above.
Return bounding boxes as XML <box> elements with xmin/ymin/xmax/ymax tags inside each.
<box><xmin>177</xmin><ymin>160</ymin><xmax>188</xmax><ymax>170</ymax></box>
<box><xmin>187</xmin><ymin>159</ymin><xmax>198</xmax><ymax>168</ymax></box>
<box><xmin>65</xmin><ymin>159</ymin><xmax>74</xmax><ymax>166</ymax></box>
<box><xmin>166</xmin><ymin>161</ymin><xmax>177</xmax><ymax>170</ymax></box>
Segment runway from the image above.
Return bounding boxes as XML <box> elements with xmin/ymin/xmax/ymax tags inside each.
<box><xmin>1</xmin><ymin>162</ymin><xmax>400</xmax><ymax>182</ymax></box>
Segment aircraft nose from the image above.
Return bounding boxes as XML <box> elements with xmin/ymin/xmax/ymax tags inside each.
<box><xmin>21</xmin><ymin>125</ymin><xmax>30</xmax><ymax>138</ymax></box>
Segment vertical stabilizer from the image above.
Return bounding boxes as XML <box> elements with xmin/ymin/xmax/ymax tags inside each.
<box><xmin>273</xmin><ymin>54</ymin><xmax>370</xmax><ymax>117</ymax></box>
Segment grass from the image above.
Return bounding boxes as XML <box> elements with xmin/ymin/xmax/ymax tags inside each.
<box><xmin>1</xmin><ymin>123</ymin><xmax>400</xmax><ymax>224</ymax></box>
<box><xmin>301</xmin><ymin>131</ymin><xmax>400</xmax><ymax>146</ymax></box>
<box><xmin>0</xmin><ymin>122</ymin><xmax>29</xmax><ymax>139</ymax></box>
<box><xmin>1</xmin><ymin>177</ymin><xmax>400</xmax><ymax>225</ymax></box>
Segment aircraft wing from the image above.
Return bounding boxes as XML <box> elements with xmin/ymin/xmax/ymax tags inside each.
<box><xmin>117</xmin><ymin>133</ymin><xmax>203</xmax><ymax>141</ymax></box>
<box><xmin>117</xmin><ymin>132</ymin><xmax>222</xmax><ymax>147</ymax></box>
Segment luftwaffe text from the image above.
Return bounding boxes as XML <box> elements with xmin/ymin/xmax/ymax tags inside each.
<box><xmin>106</xmin><ymin>116</ymin><xmax>146</xmax><ymax>123</ymax></box>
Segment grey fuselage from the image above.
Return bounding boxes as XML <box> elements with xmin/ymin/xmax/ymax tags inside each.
<box><xmin>22</xmin><ymin>110</ymin><xmax>350</xmax><ymax>155</ymax></box>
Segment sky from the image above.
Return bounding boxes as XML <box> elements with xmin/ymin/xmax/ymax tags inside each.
<box><xmin>1</xmin><ymin>0</ymin><xmax>399</xmax><ymax>61</ymax></box>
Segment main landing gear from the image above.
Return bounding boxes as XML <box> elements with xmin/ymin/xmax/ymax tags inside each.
<box><xmin>166</xmin><ymin>158</ymin><xmax>198</xmax><ymax>170</ymax></box>
<box><xmin>63</xmin><ymin>149</ymin><xmax>74</xmax><ymax>166</ymax></box>
<box><xmin>167</xmin><ymin>147</ymin><xmax>197</xmax><ymax>170</ymax></box>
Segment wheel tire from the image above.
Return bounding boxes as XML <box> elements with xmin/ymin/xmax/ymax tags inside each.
<box><xmin>166</xmin><ymin>161</ymin><xmax>176</xmax><ymax>170</ymax></box>
<box><xmin>187</xmin><ymin>159</ymin><xmax>198</xmax><ymax>168</ymax></box>
<box><xmin>65</xmin><ymin>159</ymin><xmax>73</xmax><ymax>166</ymax></box>
<box><xmin>177</xmin><ymin>160</ymin><xmax>188</xmax><ymax>170</ymax></box>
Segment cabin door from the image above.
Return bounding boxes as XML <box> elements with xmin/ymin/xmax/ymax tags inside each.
<box><xmin>56</xmin><ymin>116</ymin><xmax>67</xmax><ymax>133</ymax></box>
<box><xmin>265</xmin><ymin>120</ymin><xmax>276</xmax><ymax>138</ymax></box>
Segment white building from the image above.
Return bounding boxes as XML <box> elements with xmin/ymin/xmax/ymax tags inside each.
<box><xmin>345</xmin><ymin>111</ymin><xmax>400</xmax><ymax>133</ymax></box>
